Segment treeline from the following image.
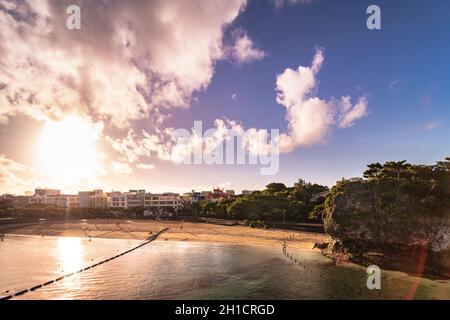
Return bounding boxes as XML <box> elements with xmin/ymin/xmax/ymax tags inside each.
<box><xmin>322</xmin><ymin>158</ymin><xmax>450</xmax><ymax>276</ymax></box>
<box><xmin>323</xmin><ymin>157</ymin><xmax>450</xmax><ymax>236</ymax></box>
<box><xmin>0</xmin><ymin>204</ymin><xmax>173</xmax><ymax>220</ymax></box>
<box><xmin>0</xmin><ymin>180</ymin><xmax>329</xmax><ymax>223</ymax></box>
<box><xmin>361</xmin><ymin>158</ymin><xmax>450</xmax><ymax>205</ymax></box>
<box><xmin>183</xmin><ymin>180</ymin><xmax>329</xmax><ymax>223</ymax></box>
<box><xmin>0</xmin><ymin>205</ymin><xmax>67</xmax><ymax>219</ymax></box>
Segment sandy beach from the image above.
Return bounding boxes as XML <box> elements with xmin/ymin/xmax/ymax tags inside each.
<box><xmin>3</xmin><ymin>219</ymin><xmax>330</xmax><ymax>252</ymax></box>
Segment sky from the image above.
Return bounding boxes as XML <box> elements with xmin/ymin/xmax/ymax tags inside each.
<box><xmin>0</xmin><ymin>0</ymin><xmax>449</xmax><ymax>195</ymax></box>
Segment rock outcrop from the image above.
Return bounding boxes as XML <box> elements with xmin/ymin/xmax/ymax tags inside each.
<box><xmin>323</xmin><ymin>179</ymin><xmax>450</xmax><ymax>278</ymax></box>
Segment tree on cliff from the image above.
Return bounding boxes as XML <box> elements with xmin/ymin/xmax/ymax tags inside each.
<box><xmin>322</xmin><ymin>157</ymin><xmax>450</xmax><ymax>277</ymax></box>
<box><xmin>363</xmin><ymin>162</ymin><xmax>383</xmax><ymax>179</ymax></box>
<box><xmin>382</xmin><ymin>160</ymin><xmax>410</xmax><ymax>181</ymax></box>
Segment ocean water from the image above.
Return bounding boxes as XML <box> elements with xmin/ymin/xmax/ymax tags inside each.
<box><xmin>0</xmin><ymin>235</ymin><xmax>448</xmax><ymax>300</ymax></box>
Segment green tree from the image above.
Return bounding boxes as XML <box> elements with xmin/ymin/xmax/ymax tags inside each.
<box><xmin>265</xmin><ymin>183</ymin><xmax>287</xmax><ymax>194</ymax></box>
<box><xmin>363</xmin><ymin>162</ymin><xmax>383</xmax><ymax>179</ymax></box>
<box><xmin>382</xmin><ymin>160</ymin><xmax>410</xmax><ymax>181</ymax></box>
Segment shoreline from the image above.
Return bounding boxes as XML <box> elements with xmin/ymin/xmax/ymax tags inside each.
<box><xmin>1</xmin><ymin>219</ymin><xmax>330</xmax><ymax>252</ymax></box>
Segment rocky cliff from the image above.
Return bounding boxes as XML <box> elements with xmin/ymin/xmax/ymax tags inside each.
<box><xmin>322</xmin><ymin>179</ymin><xmax>450</xmax><ymax>278</ymax></box>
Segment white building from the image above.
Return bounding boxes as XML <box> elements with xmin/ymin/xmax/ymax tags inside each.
<box><xmin>127</xmin><ymin>190</ymin><xmax>145</xmax><ymax>208</ymax></box>
<box><xmin>34</xmin><ymin>188</ymin><xmax>61</xmax><ymax>196</ymax></box>
<box><xmin>109</xmin><ymin>191</ymin><xmax>128</xmax><ymax>209</ymax></box>
<box><xmin>28</xmin><ymin>194</ymin><xmax>46</xmax><ymax>205</ymax></box>
<box><xmin>144</xmin><ymin>193</ymin><xmax>183</xmax><ymax>210</ymax></box>
<box><xmin>29</xmin><ymin>194</ymin><xmax>79</xmax><ymax>209</ymax></box>
<box><xmin>79</xmin><ymin>190</ymin><xmax>109</xmax><ymax>209</ymax></box>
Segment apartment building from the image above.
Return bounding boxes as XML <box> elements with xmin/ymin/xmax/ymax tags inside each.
<box><xmin>127</xmin><ymin>190</ymin><xmax>145</xmax><ymax>208</ymax></box>
<box><xmin>13</xmin><ymin>195</ymin><xmax>32</xmax><ymax>207</ymax></box>
<box><xmin>29</xmin><ymin>193</ymin><xmax>79</xmax><ymax>209</ymax></box>
<box><xmin>91</xmin><ymin>190</ymin><xmax>109</xmax><ymax>209</ymax></box>
<box><xmin>182</xmin><ymin>190</ymin><xmax>204</xmax><ymax>204</ymax></box>
<box><xmin>34</xmin><ymin>188</ymin><xmax>61</xmax><ymax>196</ymax></box>
<box><xmin>79</xmin><ymin>190</ymin><xmax>109</xmax><ymax>209</ymax></box>
<box><xmin>144</xmin><ymin>193</ymin><xmax>183</xmax><ymax>210</ymax></box>
<box><xmin>109</xmin><ymin>191</ymin><xmax>128</xmax><ymax>209</ymax></box>
<box><xmin>207</xmin><ymin>188</ymin><xmax>236</xmax><ymax>202</ymax></box>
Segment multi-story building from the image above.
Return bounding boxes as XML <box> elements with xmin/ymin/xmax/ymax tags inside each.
<box><xmin>196</xmin><ymin>188</ymin><xmax>236</xmax><ymax>202</ymax></box>
<box><xmin>45</xmin><ymin>195</ymin><xmax>79</xmax><ymax>209</ymax></box>
<box><xmin>29</xmin><ymin>194</ymin><xmax>79</xmax><ymax>209</ymax></box>
<box><xmin>13</xmin><ymin>195</ymin><xmax>31</xmax><ymax>207</ymax></box>
<box><xmin>91</xmin><ymin>190</ymin><xmax>109</xmax><ymax>209</ymax></box>
<box><xmin>65</xmin><ymin>195</ymin><xmax>80</xmax><ymax>208</ymax></box>
<box><xmin>34</xmin><ymin>188</ymin><xmax>61</xmax><ymax>196</ymax></box>
<box><xmin>144</xmin><ymin>193</ymin><xmax>183</xmax><ymax>210</ymax></box>
<box><xmin>79</xmin><ymin>191</ymin><xmax>94</xmax><ymax>208</ymax></box>
<box><xmin>109</xmin><ymin>191</ymin><xmax>128</xmax><ymax>209</ymax></box>
<box><xmin>28</xmin><ymin>194</ymin><xmax>46</xmax><ymax>205</ymax></box>
<box><xmin>26</xmin><ymin>189</ymin><xmax>79</xmax><ymax>209</ymax></box>
<box><xmin>78</xmin><ymin>190</ymin><xmax>109</xmax><ymax>209</ymax></box>
<box><xmin>182</xmin><ymin>190</ymin><xmax>204</xmax><ymax>204</ymax></box>
<box><xmin>209</xmin><ymin>188</ymin><xmax>231</xmax><ymax>202</ymax></box>
<box><xmin>127</xmin><ymin>190</ymin><xmax>145</xmax><ymax>208</ymax></box>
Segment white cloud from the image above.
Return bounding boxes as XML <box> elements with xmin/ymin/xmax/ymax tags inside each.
<box><xmin>112</xmin><ymin>162</ymin><xmax>133</xmax><ymax>174</ymax></box>
<box><xmin>108</xmin><ymin>48</ymin><xmax>369</xmax><ymax>164</ymax></box>
<box><xmin>231</xmin><ymin>93</ymin><xmax>238</xmax><ymax>100</ymax></box>
<box><xmin>228</xmin><ymin>30</ymin><xmax>266</xmax><ymax>64</ymax></box>
<box><xmin>275</xmin><ymin>48</ymin><xmax>368</xmax><ymax>152</ymax></box>
<box><xmin>389</xmin><ymin>80</ymin><xmax>399</xmax><ymax>92</ymax></box>
<box><xmin>338</xmin><ymin>96</ymin><xmax>369</xmax><ymax>128</ymax></box>
<box><xmin>0</xmin><ymin>154</ymin><xmax>35</xmax><ymax>194</ymax></box>
<box><xmin>418</xmin><ymin>120</ymin><xmax>440</xmax><ymax>131</ymax></box>
<box><xmin>0</xmin><ymin>0</ymin><xmax>247</xmax><ymax>127</ymax></box>
<box><xmin>106</xmin><ymin>129</ymin><xmax>173</xmax><ymax>164</ymax></box>
<box><xmin>426</xmin><ymin>121</ymin><xmax>440</xmax><ymax>131</ymax></box>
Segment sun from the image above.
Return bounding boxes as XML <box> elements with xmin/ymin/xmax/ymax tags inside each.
<box><xmin>36</xmin><ymin>116</ymin><xmax>102</xmax><ymax>184</ymax></box>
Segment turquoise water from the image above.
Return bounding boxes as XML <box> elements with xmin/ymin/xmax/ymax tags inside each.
<box><xmin>0</xmin><ymin>235</ymin><xmax>448</xmax><ymax>300</ymax></box>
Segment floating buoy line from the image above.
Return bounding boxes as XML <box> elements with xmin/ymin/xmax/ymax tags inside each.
<box><xmin>0</xmin><ymin>228</ymin><xmax>169</xmax><ymax>300</ymax></box>
<box><xmin>281</xmin><ymin>234</ymin><xmax>307</xmax><ymax>268</ymax></box>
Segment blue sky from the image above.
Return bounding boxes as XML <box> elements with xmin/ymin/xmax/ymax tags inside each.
<box><xmin>0</xmin><ymin>0</ymin><xmax>449</xmax><ymax>194</ymax></box>
<box><xmin>167</xmin><ymin>0</ymin><xmax>450</xmax><ymax>189</ymax></box>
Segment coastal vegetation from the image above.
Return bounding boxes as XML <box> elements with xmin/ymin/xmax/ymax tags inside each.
<box><xmin>191</xmin><ymin>180</ymin><xmax>328</xmax><ymax>223</ymax></box>
<box><xmin>323</xmin><ymin>158</ymin><xmax>450</xmax><ymax>277</ymax></box>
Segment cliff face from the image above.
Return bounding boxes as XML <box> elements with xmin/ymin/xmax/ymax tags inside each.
<box><xmin>323</xmin><ymin>180</ymin><xmax>450</xmax><ymax>278</ymax></box>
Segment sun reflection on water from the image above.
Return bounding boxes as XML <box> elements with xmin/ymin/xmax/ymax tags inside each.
<box><xmin>57</xmin><ymin>237</ymin><xmax>83</xmax><ymax>273</ymax></box>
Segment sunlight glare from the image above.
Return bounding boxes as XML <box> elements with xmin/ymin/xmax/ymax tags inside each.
<box><xmin>36</xmin><ymin>116</ymin><xmax>102</xmax><ymax>184</ymax></box>
<box><xmin>57</xmin><ymin>237</ymin><xmax>83</xmax><ymax>273</ymax></box>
